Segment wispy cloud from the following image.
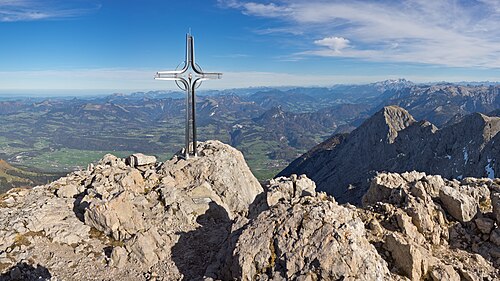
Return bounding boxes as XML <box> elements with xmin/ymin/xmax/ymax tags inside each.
<box><xmin>218</xmin><ymin>0</ymin><xmax>292</xmax><ymax>17</ymax></box>
<box><xmin>0</xmin><ymin>0</ymin><xmax>101</xmax><ymax>22</ymax></box>
<box><xmin>219</xmin><ymin>0</ymin><xmax>500</xmax><ymax>68</ymax></box>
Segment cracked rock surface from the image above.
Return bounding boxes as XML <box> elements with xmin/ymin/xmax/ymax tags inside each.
<box><xmin>0</xmin><ymin>141</ymin><xmax>498</xmax><ymax>280</ymax></box>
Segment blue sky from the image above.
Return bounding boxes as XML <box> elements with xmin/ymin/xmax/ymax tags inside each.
<box><xmin>0</xmin><ymin>0</ymin><xmax>499</xmax><ymax>94</ymax></box>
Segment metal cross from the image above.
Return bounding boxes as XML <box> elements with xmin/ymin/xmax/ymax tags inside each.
<box><xmin>155</xmin><ymin>33</ymin><xmax>222</xmax><ymax>158</ymax></box>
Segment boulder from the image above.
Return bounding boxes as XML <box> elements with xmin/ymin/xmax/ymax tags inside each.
<box><xmin>474</xmin><ymin>217</ymin><xmax>494</xmax><ymax>234</ymax></box>
<box><xmin>490</xmin><ymin>228</ymin><xmax>500</xmax><ymax>246</ymax></box>
<box><xmin>385</xmin><ymin>233</ymin><xmax>430</xmax><ymax>280</ymax></box>
<box><xmin>84</xmin><ymin>191</ymin><xmax>145</xmax><ymax>241</ymax></box>
<box><xmin>126</xmin><ymin>153</ymin><xmax>157</xmax><ymax>167</ymax></box>
<box><xmin>160</xmin><ymin>140</ymin><xmax>263</xmax><ymax>217</ymax></box>
<box><xmin>56</xmin><ymin>184</ymin><xmax>80</xmax><ymax>198</ymax></box>
<box><xmin>216</xmin><ymin>180</ymin><xmax>392</xmax><ymax>281</ymax></box>
<box><xmin>439</xmin><ymin>186</ymin><xmax>477</xmax><ymax>223</ymax></box>
<box><xmin>429</xmin><ymin>263</ymin><xmax>460</xmax><ymax>281</ymax></box>
<box><xmin>110</xmin><ymin>246</ymin><xmax>128</xmax><ymax>268</ymax></box>
<box><xmin>266</xmin><ymin>174</ymin><xmax>316</xmax><ymax>207</ymax></box>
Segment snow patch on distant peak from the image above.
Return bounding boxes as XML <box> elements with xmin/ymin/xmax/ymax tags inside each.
<box><xmin>485</xmin><ymin>157</ymin><xmax>495</xmax><ymax>179</ymax></box>
<box><xmin>272</xmin><ymin>112</ymin><xmax>284</xmax><ymax>118</ymax></box>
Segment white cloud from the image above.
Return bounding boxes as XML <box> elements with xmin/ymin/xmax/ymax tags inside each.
<box><xmin>218</xmin><ymin>0</ymin><xmax>291</xmax><ymax>17</ymax></box>
<box><xmin>314</xmin><ymin>37</ymin><xmax>350</xmax><ymax>53</ymax></box>
<box><xmin>240</xmin><ymin>2</ymin><xmax>291</xmax><ymax>17</ymax></box>
<box><xmin>0</xmin><ymin>0</ymin><xmax>100</xmax><ymax>22</ymax></box>
<box><xmin>222</xmin><ymin>0</ymin><xmax>500</xmax><ymax>68</ymax></box>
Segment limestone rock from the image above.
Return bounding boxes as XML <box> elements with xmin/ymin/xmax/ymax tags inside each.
<box><xmin>266</xmin><ymin>174</ymin><xmax>316</xmax><ymax>207</ymax></box>
<box><xmin>216</xmin><ymin>187</ymin><xmax>392</xmax><ymax>281</ymax></box>
<box><xmin>490</xmin><ymin>228</ymin><xmax>500</xmax><ymax>246</ymax></box>
<box><xmin>385</xmin><ymin>233</ymin><xmax>430</xmax><ymax>280</ymax></box>
<box><xmin>362</xmin><ymin>172</ymin><xmax>499</xmax><ymax>280</ymax></box>
<box><xmin>119</xmin><ymin>168</ymin><xmax>145</xmax><ymax>193</ymax></box>
<box><xmin>429</xmin><ymin>263</ymin><xmax>460</xmax><ymax>281</ymax></box>
<box><xmin>160</xmin><ymin>140</ymin><xmax>263</xmax><ymax>217</ymax></box>
<box><xmin>56</xmin><ymin>184</ymin><xmax>80</xmax><ymax>198</ymax></box>
<box><xmin>84</xmin><ymin>191</ymin><xmax>145</xmax><ymax>241</ymax></box>
<box><xmin>1</xmin><ymin>142</ymin><xmax>499</xmax><ymax>280</ymax></box>
<box><xmin>475</xmin><ymin>217</ymin><xmax>494</xmax><ymax>234</ymax></box>
<box><xmin>439</xmin><ymin>186</ymin><xmax>478</xmax><ymax>223</ymax></box>
<box><xmin>126</xmin><ymin>230</ymin><xmax>163</xmax><ymax>266</ymax></box>
<box><xmin>110</xmin><ymin>246</ymin><xmax>128</xmax><ymax>268</ymax></box>
<box><xmin>126</xmin><ymin>153</ymin><xmax>157</xmax><ymax>167</ymax></box>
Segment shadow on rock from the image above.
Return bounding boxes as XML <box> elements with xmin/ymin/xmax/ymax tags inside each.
<box><xmin>448</xmin><ymin>220</ymin><xmax>499</xmax><ymax>268</ymax></box>
<box><xmin>72</xmin><ymin>192</ymin><xmax>90</xmax><ymax>223</ymax></box>
<box><xmin>171</xmin><ymin>202</ymin><xmax>232</xmax><ymax>281</ymax></box>
<box><xmin>0</xmin><ymin>262</ymin><xmax>51</xmax><ymax>281</ymax></box>
<box><xmin>206</xmin><ymin>188</ymin><xmax>271</xmax><ymax>280</ymax></box>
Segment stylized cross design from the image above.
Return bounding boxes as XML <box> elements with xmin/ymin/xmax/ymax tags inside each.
<box><xmin>155</xmin><ymin>33</ymin><xmax>222</xmax><ymax>158</ymax></box>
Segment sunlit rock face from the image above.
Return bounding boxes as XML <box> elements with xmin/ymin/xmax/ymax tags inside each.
<box><xmin>0</xmin><ymin>141</ymin><xmax>498</xmax><ymax>280</ymax></box>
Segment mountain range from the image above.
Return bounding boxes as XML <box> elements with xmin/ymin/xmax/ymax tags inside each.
<box><xmin>1</xmin><ymin>79</ymin><xmax>500</xmax><ymax>190</ymax></box>
<box><xmin>279</xmin><ymin>105</ymin><xmax>500</xmax><ymax>203</ymax></box>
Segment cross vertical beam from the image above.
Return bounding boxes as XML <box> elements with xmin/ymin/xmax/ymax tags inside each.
<box><xmin>155</xmin><ymin>34</ymin><xmax>222</xmax><ymax>159</ymax></box>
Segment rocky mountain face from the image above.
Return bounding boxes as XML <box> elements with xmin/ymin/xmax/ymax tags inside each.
<box><xmin>279</xmin><ymin>106</ymin><xmax>500</xmax><ymax>204</ymax></box>
<box><xmin>0</xmin><ymin>141</ymin><xmax>499</xmax><ymax>280</ymax></box>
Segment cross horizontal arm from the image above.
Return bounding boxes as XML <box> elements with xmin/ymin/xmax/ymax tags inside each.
<box><xmin>199</xmin><ymin>72</ymin><xmax>223</xmax><ymax>80</ymax></box>
<box><xmin>155</xmin><ymin>72</ymin><xmax>184</xmax><ymax>80</ymax></box>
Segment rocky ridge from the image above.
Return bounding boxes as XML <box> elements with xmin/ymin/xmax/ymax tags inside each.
<box><xmin>279</xmin><ymin>105</ymin><xmax>500</xmax><ymax>204</ymax></box>
<box><xmin>0</xmin><ymin>141</ymin><xmax>498</xmax><ymax>280</ymax></box>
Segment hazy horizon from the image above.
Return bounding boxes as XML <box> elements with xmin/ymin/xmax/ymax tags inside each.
<box><xmin>1</xmin><ymin>78</ymin><xmax>500</xmax><ymax>98</ymax></box>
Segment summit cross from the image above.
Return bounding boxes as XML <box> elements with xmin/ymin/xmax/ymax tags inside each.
<box><xmin>155</xmin><ymin>33</ymin><xmax>222</xmax><ymax>159</ymax></box>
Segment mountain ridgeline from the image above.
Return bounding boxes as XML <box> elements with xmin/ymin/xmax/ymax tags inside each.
<box><xmin>0</xmin><ymin>80</ymin><xmax>500</xmax><ymax>188</ymax></box>
<box><xmin>279</xmin><ymin>105</ymin><xmax>500</xmax><ymax>203</ymax></box>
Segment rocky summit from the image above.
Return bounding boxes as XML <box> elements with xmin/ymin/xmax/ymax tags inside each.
<box><xmin>0</xmin><ymin>141</ymin><xmax>499</xmax><ymax>280</ymax></box>
<box><xmin>279</xmin><ymin>105</ymin><xmax>500</xmax><ymax>204</ymax></box>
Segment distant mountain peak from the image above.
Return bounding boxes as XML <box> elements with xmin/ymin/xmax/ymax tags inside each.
<box><xmin>382</xmin><ymin>78</ymin><xmax>411</xmax><ymax>83</ymax></box>
<box><xmin>370</xmin><ymin>79</ymin><xmax>415</xmax><ymax>93</ymax></box>
<box><xmin>279</xmin><ymin>107</ymin><xmax>500</xmax><ymax>204</ymax></box>
<box><xmin>358</xmin><ymin>105</ymin><xmax>416</xmax><ymax>143</ymax></box>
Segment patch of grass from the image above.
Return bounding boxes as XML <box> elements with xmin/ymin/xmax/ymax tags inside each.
<box><xmin>0</xmin><ymin>262</ymin><xmax>12</xmax><ymax>273</ymax></box>
<box><xmin>250</xmin><ymin>167</ymin><xmax>281</xmax><ymax>181</ymax></box>
<box><xmin>13</xmin><ymin>233</ymin><xmax>31</xmax><ymax>247</ymax></box>
<box><xmin>19</xmin><ymin>148</ymin><xmax>136</xmax><ymax>173</ymax></box>
<box><xmin>89</xmin><ymin>227</ymin><xmax>124</xmax><ymax>247</ymax></box>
